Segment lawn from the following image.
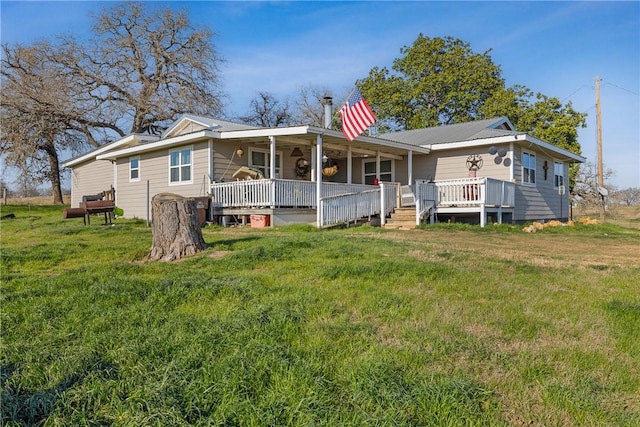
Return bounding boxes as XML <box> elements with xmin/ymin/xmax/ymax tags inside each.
<box><xmin>1</xmin><ymin>205</ymin><xmax>639</xmax><ymax>426</ymax></box>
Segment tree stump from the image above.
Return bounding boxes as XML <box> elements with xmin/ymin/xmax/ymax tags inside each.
<box><xmin>147</xmin><ymin>193</ymin><xmax>207</xmax><ymax>262</ymax></box>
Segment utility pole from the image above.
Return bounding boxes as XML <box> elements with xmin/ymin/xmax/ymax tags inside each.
<box><xmin>595</xmin><ymin>76</ymin><xmax>605</xmax><ymax>222</ymax></box>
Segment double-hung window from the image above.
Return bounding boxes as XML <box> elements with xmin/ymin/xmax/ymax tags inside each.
<box><xmin>363</xmin><ymin>159</ymin><xmax>393</xmax><ymax>185</ymax></box>
<box><xmin>554</xmin><ymin>162</ymin><xmax>564</xmax><ymax>188</ymax></box>
<box><xmin>249</xmin><ymin>148</ymin><xmax>281</xmax><ymax>178</ymax></box>
<box><xmin>169</xmin><ymin>147</ymin><xmax>192</xmax><ymax>184</ymax></box>
<box><xmin>522</xmin><ymin>151</ymin><xmax>536</xmax><ymax>184</ymax></box>
<box><xmin>129</xmin><ymin>156</ymin><xmax>140</xmax><ymax>182</ymax></box>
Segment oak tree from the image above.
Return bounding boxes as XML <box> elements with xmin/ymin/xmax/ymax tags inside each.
<box><xmin>358</xmin><ymin>35</ymin><xmax>504</xmax><ymax>130</ymax></box>
<box><xmin>1</xmin><ymin>42</ymin><xmax>85</xmax><ymax>204</ymax></box>
<box><xmin>357</xmin><ymin>34</ymin><xmax>586</xmax><ymax>188</ymax></box>
<box><xmin>1</xmin><ymin>2</ymin><xmax>224</xmax><ymax>200</ymax></box>
<box><xmin>481</xmin><ymin>86</ymin><xmax>586</xmax><ymax>188</ymax></box>
<box><xmin>239</xmin><ymin>92</ymin><xmax>293</xmax><ymax>127</ymax></box>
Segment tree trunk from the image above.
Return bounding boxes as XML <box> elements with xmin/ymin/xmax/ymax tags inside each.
<box><xmin>44</xmin><ymin>140</ymin><xmax>64</xmax><ymax>205</ymax></box>
<box><xmin>147</xmin><ymin>193</ymin><xmax>207</xmax><ymax>262</ymax></box>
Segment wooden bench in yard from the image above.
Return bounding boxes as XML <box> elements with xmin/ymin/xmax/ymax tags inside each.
<box><xmin>82</xmin><ymin>200</ymin><xmax>116</xmax><ymax>225</ymax></box>
<box><xmin>63</xmin><ymin>192</ymin><xmax>116</xmax><ymax>225</ymax></box>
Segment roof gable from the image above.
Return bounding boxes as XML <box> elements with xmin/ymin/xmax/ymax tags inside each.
<box><xmin>163</xmin><ymin>114</ymin><xmax>257</xmax><ymax>138</ymax></box>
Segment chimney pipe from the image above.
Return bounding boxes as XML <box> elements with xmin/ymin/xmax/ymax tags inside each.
<box><xmin>321</xmin><ymin>95</ymin><xmax>333</xmax><ymax>129</ymax></box>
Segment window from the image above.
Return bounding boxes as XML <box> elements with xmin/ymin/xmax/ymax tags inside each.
<box><xmin>129</xmin><ymin>156</ymin><xmax>140</xmax><ymax>182</ymax></box>
<box><xmin>249</xmin><ymin>148</ymin><xmax>281</xmax><ymax>178</ymax></box>
<box><xmin>522</xmin><ymin>152</ymin><xmax>536</xmax><ymax>184</ymax></box>
<box><xmin>554</xmin><ymin>162</ymin><xmax>564</xmax><ymax>188</ymax></box>
<box><xmin>363</xmin><ymin>159</ymin><xmax>393</xmax><ymax>185</ymax></box>
<box><xmin>169</xmin><ymin>147</ymin><xmax>192</xmax><ymax>184</ymax></box>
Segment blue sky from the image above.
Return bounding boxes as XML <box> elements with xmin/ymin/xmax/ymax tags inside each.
<box><xmin>2</xmin><ymin>1</ymin><xmax>639</xmax><ymax>189</ymax></box>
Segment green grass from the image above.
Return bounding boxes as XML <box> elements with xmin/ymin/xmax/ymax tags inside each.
<box><xmin>1</xmin><ymin>205</ymin><xmax>639</xmax><ymax>426</ymax></box>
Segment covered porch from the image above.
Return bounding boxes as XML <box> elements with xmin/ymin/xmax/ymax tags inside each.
<box><xmin>212</xmin><ymin>124</ymin><xmax>430</xmax><ymax>227</ymax></box>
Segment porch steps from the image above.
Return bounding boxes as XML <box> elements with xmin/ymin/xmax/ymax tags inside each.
<box><xmin>384</xmin><ymin>208</ymin><xmax>416</xmax><ymax>230</ymax></box>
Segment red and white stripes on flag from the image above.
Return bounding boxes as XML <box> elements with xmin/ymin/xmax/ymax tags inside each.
<box><xmin>339</xmin><ymin>87</ymin><xmax>377</xmax><ymax>141</ymax></box>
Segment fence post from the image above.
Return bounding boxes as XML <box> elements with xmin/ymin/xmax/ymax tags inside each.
<box><xmin>146</xmin><ymin>180</ymin><xmax>150</xmax><ymax>227</ymax></box>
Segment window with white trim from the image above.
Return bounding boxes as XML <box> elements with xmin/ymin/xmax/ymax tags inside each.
<box><xmin>363</xmin><ymin>159</ymin><xmax>393</xmax><ymax>185</ymax></box>
<box><xmin>554</xmin><ymin>162</ymin><xmax>564</xmax><ymax>188</ymax></box>
<box><xmin>169</xmin><ymin>147</ymin><xmax>192</xmax><ymax>184</ymax></box>
<box><xmin>522</xmin><ymin>151</ymin><xmax>536</xmax><ymax>184</ymax></box>
<box><xmin>249</xmin><ymin>148</ymin><xmax>281</xmax><ymax>178</ymax></box>
<box><xmin>129</xmin><ymin>156</ymin><xmax>140</xmax><ymax>182</ymax></box>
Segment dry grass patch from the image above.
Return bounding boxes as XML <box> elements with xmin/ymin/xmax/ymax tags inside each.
<box><xmin>376</xmin><ymin>227</ymin><xmax>640</xmax><ymax>269</ymax></box>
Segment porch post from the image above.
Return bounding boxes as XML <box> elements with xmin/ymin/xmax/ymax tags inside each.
<box><xmin>311</xmin><ymin>144</ymin><xmax>317</xmax><ymax>182</ymax></box>
<box><xmin>269</xmin><ymin>136</ymin><xmax>276</xmax><ymax>179</ymax></box>
<box><xmin>497</xmin><ymin>181</ymin><xmax>504</xmax><ymax>224</ymax></box>
<box><xmin>407</xmin><ymin>150</ymin><xmax>413</xmax><ymax>184</ymax></box>
<box><xmin>380</xmin><ymin>182</ymin><xmax>386</xmax><ymax>227</ymax></box>
<box><xmin>347</xmin><ymin>145</ymin><xmax>353</xmax><ymax>184</ymax></box>
<box><xmin>316</xmin><ymin>134</ymin><xmax>323</xmax><ymax>228</ymax></box>
<box><xmin>480</xmin><ymin>180</ymin><xmax>486</xmax><ymax>227</ymax></box>
<box><xmin>376</xmin><ymin>151</ymin><xmax>381</xmax><ymax>181</ymax></box>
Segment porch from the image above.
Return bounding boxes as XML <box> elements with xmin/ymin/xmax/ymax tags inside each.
<box><xmin>209</xmin><ymin>177</ymin><xmax>515</xmax><ymax>228</ymax></box>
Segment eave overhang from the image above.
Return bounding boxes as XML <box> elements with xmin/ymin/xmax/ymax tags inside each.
<box><xmin>61</xmin><ymin>134</ymin><xmax>160</xmax><ymax>168</ymax></box>
<box><xmin>93</xmin><ymin>126</ymin><xmax>431</xmax><ymax>162</ymax></box>
<box><xmin>427</xmin><ymin>134</ymin><xmax>586</xmax><ymax>163</ymax></box>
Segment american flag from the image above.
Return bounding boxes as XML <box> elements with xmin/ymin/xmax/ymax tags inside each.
<box><xmin>339</xmin><ymin>87</ymin><xmax>377</xmax><ymax>141</ymax></box>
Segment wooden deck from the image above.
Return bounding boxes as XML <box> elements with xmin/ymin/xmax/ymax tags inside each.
<box><xmin>210</xmin><ymin>177</ymin><xmax>515</xmax><ymax>228</ymax></box>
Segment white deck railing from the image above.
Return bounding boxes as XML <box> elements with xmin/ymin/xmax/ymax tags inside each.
<box><xmin>418</xmin><ymin>177</ymin><xmax>515</xmax><ymax>208</ymax></box>
<box><xmin>210</xmin><ymin>179</ymin><xmax>377</xmax><ymax>209</ymax></box>
<box><xmin>484</xmin><ymin>177</ymin><xmax>515</xmax><ymax>207</ymax></box>
<box><xmin>415</xmin><ymin>181</ymin><xmax>438</xmax><ymax>225</ymax></box>
<box><xmin>210</xmin><ymin>177</ymin><xmax>514</xmax><ymax>227</ymax></box>
<box><xmin>320</xmin><ymin>189</ymin><xmax>380</xmax><ymax>227</ymax></box>
<box><xmin>320</xmin><ymin>182</ymin><xmax>399</xmax><ymax>227</ymax></box>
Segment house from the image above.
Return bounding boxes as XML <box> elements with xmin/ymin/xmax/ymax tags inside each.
<box><xmin>62</xmin><ymin>112</ymin><xmax>585</xmax><ymax>228</ymax></box>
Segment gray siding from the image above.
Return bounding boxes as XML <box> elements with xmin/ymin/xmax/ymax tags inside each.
<box><xmin>410</xmin><ymin>154</ymin><xmax>436</xmax><ymax>182</ymax></box>
<box><xmin>116</xmin><ymin>140</ymin><xmax>211</xmax><ymax>219</ymax></box>
<box><xmin>69</xmin><ymin>160</ymin><xmax>114</xmax><ymax>207</ymax></box>
<box><xmin>212</xmin><ymin>142</ymin><xmax>245</xmax><ymax>182</ymax></box>
<box><xmin>513</xmin><ymin>146</ymin><xmax>569</xmax><ymax>222</ymax></box>
<box><xmin>431</xmin><ymin>145</ymin><xmax>512</xmax><ymax>181</ymax></box>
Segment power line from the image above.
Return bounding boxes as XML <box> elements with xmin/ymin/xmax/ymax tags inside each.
<box><xmin>602</xmin><ymin>82</ymin><xmax>639</xmax><ymax>97</ymax></box>
<box><xmin>561</xmin><ymin>84</ymin><xmax>590</xmax><ymax>102</ymax></box>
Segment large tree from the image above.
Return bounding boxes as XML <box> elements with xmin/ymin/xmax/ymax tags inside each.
<box><xmin>69</xmin><ymin>2</ymin><xmax>225</xmax><ymax>136</ymax></box>
<box><xmin>480</xmin><ymin>86</ymin><xmax>586</xmax><ymax>188</ymax></box>
<box><xmin>239</xmin><ymin>92</ymin><xmax>293</xmax><ymax>127</ymax></box>
<box><xmin>1</xmin><ymin>43</ymin><xmax>85</xmax><ymax>204</ymax></box>
<box><xmin>1</xmin><ymin>2</ymin><xmax>224</xmax><ymax>200</ymax></box>
<box><xmin>358</xmin><ymin>34</ymin><xmax>586</xmax><ymax>188</ymax></box>
<box><xmin>293</xmin><ymin>84</ymin><xmax>337</xmax><ymax>127</ymax></box>
<box><xmin>358</xmin><ymin>35</ymin><xmax>504</xmax><ymax>130</ymax></box>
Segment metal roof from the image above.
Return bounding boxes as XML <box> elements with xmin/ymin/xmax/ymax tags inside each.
<box><xmin>382</xmin><ymin>117</ymin><xmax>516</xmax><ymax>146</ymax></box>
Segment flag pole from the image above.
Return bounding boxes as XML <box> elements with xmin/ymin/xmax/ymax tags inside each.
<box><xmin>332</xmin><ymin>87</ymin><xmax>357</xmax><ymax>122</ymax></box>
